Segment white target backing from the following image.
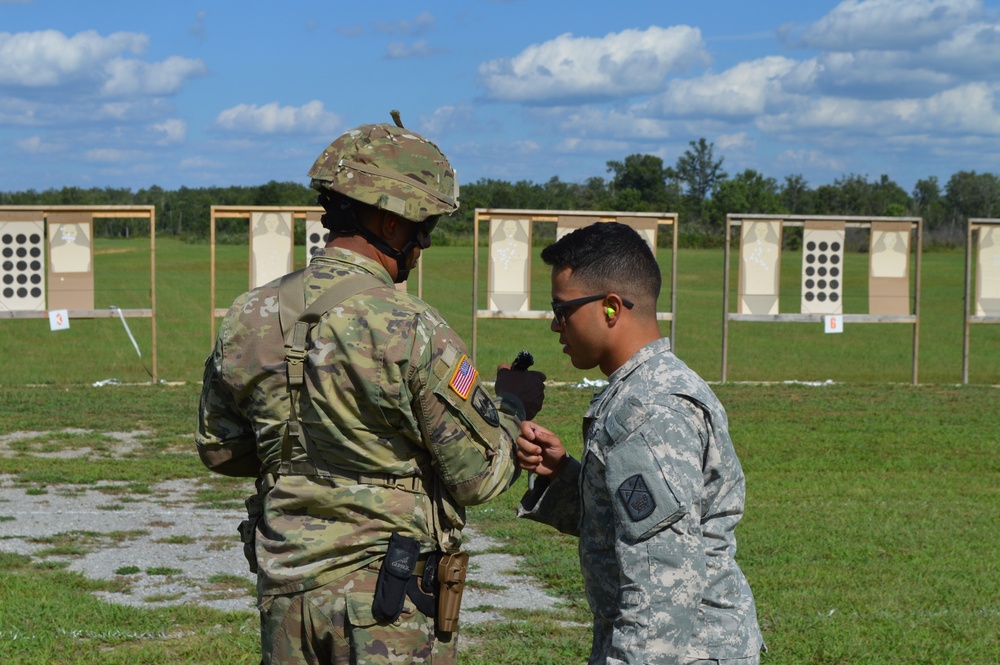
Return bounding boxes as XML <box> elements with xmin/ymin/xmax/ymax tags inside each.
<box><xmin>0</xmin><ymin>219</ymin><xmax>46</xmax><ymax>311</ymax></box>
<box><xmin>801</xmin><ymin>223</ymin><xmax>845</xmax><ymax>315</ymax></box>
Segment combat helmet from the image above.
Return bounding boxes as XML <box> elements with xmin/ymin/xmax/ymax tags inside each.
<box><xmin>308</xmin><ymin>111</ymin><xmax>458</xmax><ymax>223</ymax></box>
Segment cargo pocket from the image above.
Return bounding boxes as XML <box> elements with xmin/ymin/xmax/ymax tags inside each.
<box><xmin>346</xmin><ymin>591</ymin><xmax>416</xmax><ymax>628</ymax></box>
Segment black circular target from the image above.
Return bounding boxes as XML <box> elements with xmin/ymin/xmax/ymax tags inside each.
<box><xmin>0</xmin><ymin>225</ymin><xmax>46</xmax><ymax>306</ymax></box>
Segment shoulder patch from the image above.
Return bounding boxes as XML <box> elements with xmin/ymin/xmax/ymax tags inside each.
<box><xmin>617</xmin><ymin>474</ymin><xmax>656</xmax><ymax>522</ymax></box>
<box><xmin>471</xmin><ymin>386</ymin><xmax>499</xmax><ymax>427</ymax></box>
<box><xmin>449</xmin><ymin>354</ymin><xmax>478</xmax><ymax>400</ymax></box>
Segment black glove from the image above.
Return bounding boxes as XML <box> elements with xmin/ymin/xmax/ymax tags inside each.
<box><xmin>495</xmin><ymin>368</ymin><xmax>546</xmax><ymax>420</ymax></box>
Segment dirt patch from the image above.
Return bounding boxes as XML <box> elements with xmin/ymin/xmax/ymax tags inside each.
<box><xmin>0</xmin><ymin>474</ymin><xmax>559</xmax><ymax>622</ymax></box>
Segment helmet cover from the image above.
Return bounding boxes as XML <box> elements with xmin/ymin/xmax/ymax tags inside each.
<box><xmin>308</xmin><ymin>123</ymin><xmax>459</xmax><ymax>222</ymax></box>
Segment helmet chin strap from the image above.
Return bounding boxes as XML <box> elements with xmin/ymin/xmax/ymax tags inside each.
<box><xmin>354</xmin><ymin>224</ymin><xmax>418</xmax><ymax>283</ymax></box>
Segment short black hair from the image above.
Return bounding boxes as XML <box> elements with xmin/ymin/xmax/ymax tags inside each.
<box><xmin>540</xmin><ymin>222</ymin><xmax>661</xmax><ymax>310</ymax></box>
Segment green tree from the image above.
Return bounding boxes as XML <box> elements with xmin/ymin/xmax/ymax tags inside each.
<box><xmin>674</xmin><ymin>138</ymin><xmax>727</xmax><ymax>226</ymax></box>
<box><xmin>943</xmin><ymin>170</ymin><xmax>1000</xmax><ymax>226</ymax></box>
<box><xmin>709</xmin><ymin>169</ymin><xmax>783</xmax><ymax>224</ymax></box>
<box><xmin>779</xmin><ymin>174</ymin><xmax>812</xmax><ymax>215</ymax></box>
<box><xmin>812</xmin><ymin>174</ymin><xmax>910</xmax><ymax>217</ymax></box>
<box><xmin>912</xmin><ymin>176</ymin><xmax>946</xmax><ymax>231</ymax></box>
<box><xmin>605</xmin><ymin>154</ymin><xmax>676</xmax><ymax>210</ymax></box>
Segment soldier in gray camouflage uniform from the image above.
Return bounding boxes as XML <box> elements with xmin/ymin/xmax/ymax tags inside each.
<box><xmin>516</xmin><ymin>222</ymin><xmax>765</xmax><ymax>665</ymax></box>
<box><xmin>197</xmin><ymin>115</ymin><xmax>545</xmax><ymax>665</ymax></box>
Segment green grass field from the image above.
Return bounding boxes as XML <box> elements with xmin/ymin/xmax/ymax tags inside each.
<box><xmin>1</xmin><ymin>238</ymin><xmax>998</xmax><ymax>664</ymax></box>
<box><xmin>2</xmin><ymin>237</ymin><xmax>998</xmax><ymax>386</ymax></box>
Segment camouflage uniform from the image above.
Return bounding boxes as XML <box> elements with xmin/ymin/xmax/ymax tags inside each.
<box><xmin>198</xmin><ymin>247</ymin><xmax>522</xmax><ymax>664</ymax></box>
<box><xmin>519</xmin><ymin>338</ymin><xmax>764</xmax><ymax>665</ymax></box>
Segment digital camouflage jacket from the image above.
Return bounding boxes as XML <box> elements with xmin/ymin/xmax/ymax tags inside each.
<box><xmin>518</xmin><ymin>337</ymin><xmax>764</xmax><ymax>664</ymax></box>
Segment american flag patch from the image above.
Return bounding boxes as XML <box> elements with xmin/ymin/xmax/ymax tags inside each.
<box><xmin>449</xmin><ymin>355</ymin><xmax>478</xmax><ymax>400</ymax></box>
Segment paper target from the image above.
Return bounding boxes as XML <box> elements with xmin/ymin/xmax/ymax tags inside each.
<box><xmin>869</xmin><ymin>221</ymin><xmax>911</xmax><ymax>315</ymax></box>
<box><xmin>801</xmin><ymin>224</ymin><xmax>845</xmax><ymax>315</ymax></box>
<box><xmin>0</xmin><ymin>220</ymin><xmax>46</xmax><ymax>311</ymax></box>
<box><xmin>306</xmin><ymin>217</ymin><xmax>329</xmax><ymax>262</ymax></box>
<box><xmin>738</xmin><ymin>220</ymin><xmax>782</xmax><ymax>315</ymax></box>
<box><xmin>47</xmin><ymin>213</ymin><xmax>95</xmax><ymax>310</ymax></box>
<box><xmin>250</xmin><ymin>211</ymin><xmax>293</xmax><ymax>288</ymax></box>
<box><xmin>488</xmin><ymin>217</ymin><xmax>531</xmax><ymax>311</ymax></box>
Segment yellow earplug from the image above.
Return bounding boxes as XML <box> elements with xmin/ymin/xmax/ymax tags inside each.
<box><xmin>606</xmin><ymin>307</ymin><xmax>615</xmax><ymax>317</ymax></box>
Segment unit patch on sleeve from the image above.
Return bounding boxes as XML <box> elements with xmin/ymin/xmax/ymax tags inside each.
<box><xmin>617</xmin><ymin>474</ymin><xmax>656</xmax><ymax>522</ymax></box>
<box><xmin>449</xmin><ymin>354</ymin><xmax>479</xmax><ymax>400</ymax></box>
<box><xmin>471</xmin><ymin>386</ymin><xmax>499</xmax><ymax>426</ymax></box>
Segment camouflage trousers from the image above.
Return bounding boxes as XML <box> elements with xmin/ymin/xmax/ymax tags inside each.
<box><xmin>259</xmin><ymin>567</ymin><xmax>456</xmax><ymax>665</ymax></box>
<box><xmin>684</xmin><ymin>656</ymin><xmax>761</xmax><ymax>665</ymax></box>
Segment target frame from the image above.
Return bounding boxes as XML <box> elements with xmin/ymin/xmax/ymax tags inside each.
<box><xmin>723</xmin><ymin>214</ymin><xmax>923</xmax><ymax>384</ymax></box>
<box><xmin>471</xmin><ymin>208</ymin><xmax>678</xmax><ymax>366</ymax></box>
<box><xmin>962</xmin><ymin>218</ymin><xmax>1000</xmax><ymax>383</ymax></box>
<box><xmin>208</xmin><ymin>206</ymin><xmax>422</xmax><ymax>345</ymax></box>
<box><xmin>0</xmin><ymin>205</ymin><xmax>158</xmax><ymax>381</ymax></box>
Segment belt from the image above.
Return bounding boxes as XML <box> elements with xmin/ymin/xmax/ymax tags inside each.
<box><xmin>263</xmin><ymin>462</ymin><xmax>427</xmax><ymax>494</ymax></box>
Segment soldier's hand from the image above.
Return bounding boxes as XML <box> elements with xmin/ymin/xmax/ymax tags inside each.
<box><xmin>516</xmin><ymin>420</ymin><xmax>567</xmax><ymax>477</ymax></box>
<box><xmin>495</xmin><ymin>368</ymin><xmax>546</xmax><ymax>420</ymax></box>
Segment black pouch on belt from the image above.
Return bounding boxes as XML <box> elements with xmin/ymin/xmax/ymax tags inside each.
<box><xmin>372</xmin><ymin>533</ymin><xmax>420</xmax><ymax>622</ymax></box>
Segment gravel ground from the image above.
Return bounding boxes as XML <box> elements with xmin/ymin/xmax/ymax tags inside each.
<box><xmin>0</xmin><ymin>472</ymin><xmax>559</xmax><ymax>624</ymax></box>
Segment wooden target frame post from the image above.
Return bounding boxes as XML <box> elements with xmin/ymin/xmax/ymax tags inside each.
<box><xmin>209</xmin><ymin>205</ymin><xmax>427</xmax><ymax>344</ymax></box>
<box><xmin>471</xmin><ymin>208</ymin><xmax>679</xmax><ymax>365</ymax></box>
<box><xmin>963</xmin><ymin>218</ymin><xmax>1000</xmax><ymax>384</ymax></box>
<box><xmin>722</xmin><ymin>214</ymin><xmax>923</xmax><ymax>384</ymax></box>
<box><xmin>0</xmin><ymin>204</ymin><xmax>158</xmax><ymax>381</ymax></box>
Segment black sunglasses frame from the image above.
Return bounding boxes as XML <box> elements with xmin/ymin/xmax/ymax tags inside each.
<box><xmin>550</xmin><ymin>294</ymin><xmax>634</xmax><ymax>325</ymax></box>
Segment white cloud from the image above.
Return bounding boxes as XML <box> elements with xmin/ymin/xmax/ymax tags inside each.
<box><xmin>554</xmin><ymin>137</ymin><xmax>632</xmax><ymax>155</ymax></box>
<box><xmin>717</xmin><ymin>132</ymin><xmax>750</xmax><ymax>150</ymax></box>
<box><xmin>188</xmin><ymin>11</ymin><xmax>207</xmax><ymax>42</ymax></box>
<box><xmin>802</xmin><ymin>51</ymin><xmax>954</xmax><ymax>98</ymax></box>
<box><xmin>0</xmin><ymin>29</ymin><xmax>147</xmax><ymax>87</ymax></box>
<box><xmin>797</xmin><ymin>0</ymin><xmax>981</xmax><ymax>51</ymax></box>
<box><xmin>478</xmin><ymin>25</ymin><xmax>710</xmax><ymax>103</ymax></box>
<box><xmin>920</xmin><ymin>82</ymin><xmax>1000</xmax><ymax>133</ymax></box>
<box><xmin>84</xmin><ymin>147</ymin><xmax>136</xmax><ymax>163</ymax></box>
<box><xmin>777</xmin><ymin>149</ymin><xmax>846</xmax><ymax>173</ymax></box>
<box><xmin>918</xmin><ymin>21</ymin><xmax>1000</xmax><ymax>76</ymax></box>
<box><xmin>0</xmin><ymin>96</ymin><xmax>39</xmax><ymax>124</ymax></box>
<box><xmin>101</xmin><ymin>55</ymin><xmax>207</xmax><ymax>96</ymax></box>
<box><xmin>16</xmin><ymin>135</ymin><xmax>63</xmax><ymax>153</ymax></box>
<box><xmin>0</xmin><ymin>28</ymin><xmax>206</xmax><ymax>117</ymax></box>
<box><xmin>180</xmin><ymin>156</ymin><xmax>224</xmax><ymax>169</ymax></box>
<box><xmin>213</xmin><ymin>100</ymin><xmax>344</xmax><ymax>135</ymax></box>
<box><xmin>152</xmin><ymin>119</ymin><xmax>186</xmax><ymax>144</ymax></box>
<box><xmin>386</xmin><ymin>40</ymin><xmax>440</xmax><ymax>59</ymax></box>
<box><xmin>653</xmin><ymin>56</ymin><xmax>802</xmax><ymax>118</ymax></box>
<box><xmin>419</xmin><ymin>104</ymin><xmax>483</xmax><ymax>136</ymax></box>
<box><xmin>756</xmin><ymin>82</ymin><xmax>1000</xmax><ymax>136</ymax></box>
<box><xmin>548</xmin><ymin>106</ymin><xmax>672</xmax><ymax>140</ymax></box>
<box><xmin>373</xmin><ymin>12</ymin><xmax>435</xmax><ymax>36</ymax></box>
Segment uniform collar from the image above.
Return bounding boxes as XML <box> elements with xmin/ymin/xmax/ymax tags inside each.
<box><xmin>606</xmin><ymin>337</ymin><xmax>672</xmax><ymax>387</ymax></box>
<box><xmin>309</xmin><ymin>246</ymin><xmax>394</xmax><ymax>286</ymax></box>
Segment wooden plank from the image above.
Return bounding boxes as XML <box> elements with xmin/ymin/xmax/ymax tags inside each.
<box><xmin>0</xmin><ymin>308</ymin><xmax>152</xmax><ymax>319</ymax></box>
<box><xmin>728</xmin><ymin>313</ymin><xmax>916</xmax><ymax>324</ymax></box>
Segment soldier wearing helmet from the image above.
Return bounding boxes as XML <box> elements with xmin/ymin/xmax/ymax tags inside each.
<box><xmin>307</xmin><ymin>116</ymin><xmax>459</xmax><ymax>283</ymax></box>
<box><xmin>197</xmin><ymin>113</ymin><xmax>546</xmax><ymax>664</ymax></box>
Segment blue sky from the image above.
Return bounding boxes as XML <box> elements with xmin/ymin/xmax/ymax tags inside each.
<box><xmin>3</xmin><ymin>0</ymin><xmax>1000</xmax><ymax>195</ymax></box>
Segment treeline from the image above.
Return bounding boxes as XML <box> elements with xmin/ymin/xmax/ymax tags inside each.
<box><xmin>4</xmin><ymin>138</ymin><xmax>999</xmax><ymax>248</ymax></box>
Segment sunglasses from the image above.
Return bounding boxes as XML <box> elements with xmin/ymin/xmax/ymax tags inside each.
<box><xmin>414</xmin><ymin>216</ymin><xmax>439</xmax><ymax>249</ymax></box>
<box><xmin>551</xmin><ymin>294</ymin><xmax>634</xmax><ymax>325</ymax></box>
